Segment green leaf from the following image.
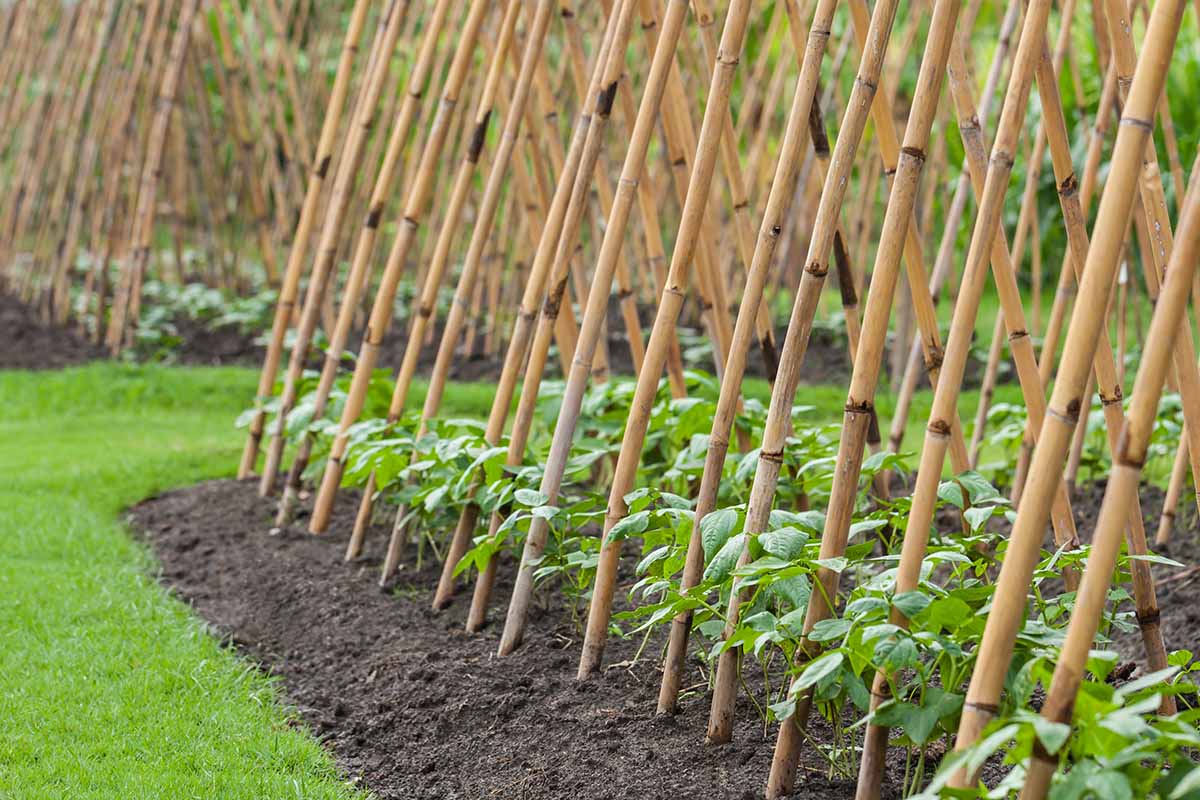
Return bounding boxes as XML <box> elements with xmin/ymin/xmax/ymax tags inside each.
<box><xmin>937</xmin><ymin>480</ymin><xmax>965</xmax><ymax>509</ymax></box>
<box><xmin>892</xmin><ymin>590</ymin><xmax>931</xmax><ymax>619</ymax></box>
<box><xmin>769</xmin><ymin>698</ymin><xmax>797</xmax><ymax>722</ymax></box>
<box><xmin>844</xmin><ymin>670</ymin><xmax>871</xmax><ymax>712</ymax></box>
<box><xmin>877</xmin><ymin>637</ymin><xmax>918</xmax><ymax>670</ymax></box>
<box><xmin>531</xmin><ymin>505</ymin><xmax>559</xmax><ymax>520</ymax></box>
<box><xmin>1114</xmin><ymin>666</ymin><xmax>1181</xmax><ymax>700</ymax></box>
<box><xmin>1130</xmin><ymin>553</ymin><xmax>1187</xmax><ymax>568</ymax></box>
<box><xmin>1083</xmin><ymin>769</ymin><xmax>1133</xmax><ymax>800</ymax></box>
<box><xmin>906</xmin><ymin>704</ymin><xmax>942</xmax><ymax>745</ymax></box>
<box><xmin>861</xmin><ymin>450</ymin><xmax>892</xmax><ymax>473</ymax></box>
<box><xmin>771</xmin><ymin>575</ymin><xmax>811</xmax><ymax>611</ymax></box>
<box><xmin>743</xmin><ymin>611</ymin><xmax>778</xmax><ymax>633</ymax></box>
<box><xmin>759</xmin><ymin>526</ymin><xmax>809</xmax><ymax>560</ymax></box>
<box><xmin>797</xmin><ymin>652</ymin><xmax>844</xmax><ymax>690</ymax></box>
<box><xmin>1168</xmin><ymin>765</ymin><xmax>1200</xmax><ymax>799</ymax></box>
<box><xmin>814</xmin><ymin>556</ymin><xmax>848</xmax><ymax>573</ymax></box>
<box><xmin>700</xmin><ymin>508</ymin><xmax>739</xmax><ymax>562</ymax></box>
<box><xmin>963</xmin><ymin>505</ymin><xmax>994</xmax><ymax>532</ymax></box>
<box><xmin>957</xmin><ymin>471</ymin><xmax>1001</xmax><ymax>504</ymax></box>
<box><xmin>769</xmin><ymin>508</ymin><xmax>825</xmax><ymax>533</ymax></box>
<box><xmin>607</xmin><ymin>510</ymin><xmax>650</xmax><ymax>543</ymax></box>
<box><xmin>849</xmin><ymin>518</ymin><xmax>889</xmax><ymax>539</ymax></box>
<box><xmin>514</xmin><ymin>488</ymin><xmax>549</xmax><ymax>507</ymax></box>
<box><xmin>704</xmin><ymin>533</ymin><xmax>746</xmax><ymax>583</ymax></box>
<box><xmin>926</xmin><ymin>595</ymin><xmax>972</xmax><ymax>631</ymax></box>
<box><xmin>659</xmin><ymin>492</ymin><xmax>693</xmax><ymax>510</ymax></box>
<box><xmin>1030</xmin><ymin>716</ymin><xmax>1071</xmax><ymax>755</ymax></box>
<box><xmin>636</xmin><ymin>545</ymin><xmax>671</xmax><ymax>575</ymax></box>
<box><xmin>808</xmin><ymin>617</ymin><xmax>852</xmax><ymax>643</ymax></box>
<box><xmin>423</xmin><ymin>485</ymin><xmax>448</xmax><ymax>512</ymax></box>
<box><xmin>845</xmin><ymin>596</ymin><xmax>889</xmax><ymax>616</ymax></box>
<box><xmin>778</xmin><ymin>607</ymin><xmax>807</xmax><ymax>636</ymax></box>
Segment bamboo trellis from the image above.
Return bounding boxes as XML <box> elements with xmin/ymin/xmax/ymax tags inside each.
<box><xmin>4</xmin><ymin>1</ymin><xmax>1200</xmax><ymax>797</ymax></box>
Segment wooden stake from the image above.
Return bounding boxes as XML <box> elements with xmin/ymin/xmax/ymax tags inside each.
<box><xmin>102</xmin><ymin>0</ymin><xmax>201</xmax><ymax>355</ymax></box>
<box><xmin>306</xmin><ymin>0</ymin><xmax>543</xmax><ymax>534</ymax></box>
<box><xmin>271</xmin><ymin>0</ymin><xmax>475</xmax><ymax>525</ymax></box>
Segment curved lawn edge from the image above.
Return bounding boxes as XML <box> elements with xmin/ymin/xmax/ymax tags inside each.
<box><xmin>0</xmin><ymin>365</ymin><xmax>369</xmax><ymax>799</ymax></box>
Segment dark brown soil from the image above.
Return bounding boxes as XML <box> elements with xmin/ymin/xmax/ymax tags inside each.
<box><xmin>127</xmin><ymin>476</ymin><xmax>1200</xmax><ymax>799</ymax></box>
<box><xmin>0</xmin><ymin>288</ymin><xmax>885</xmax><ymax>388</ymax></box>
<box><xmin>0</xmin><ymin>292</ymin><xmax>106</xmax><ymax>369</ymax></box>
<box><xmin>130</xmin><ymin>479</ymin><xmax>881</xmax><ymax>800</ymax></box>
<box><xmin>1075</xmin><ymin>479</ymin><xmax>1200</xmax><ymax>665</ymax></box>
<box><xmin>165</xmin><ymin>316</ymin><xmax>266</xmax><ymax>366</ymax></box>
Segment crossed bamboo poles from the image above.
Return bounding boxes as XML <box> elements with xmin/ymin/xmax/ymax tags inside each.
<box><xmin>1022</xmin><ymin>152</ymin><xmax>1200</xmax><ymax>800</ymax></box>
<box><xmin>257</xmin><ymin>0</ymin><xmax>415</xmax><ymax>496</ymax></box>
<box><xmin>238</xmin><ymin>0</ymin><xmax>375</xmax><ymax>481</ymax></box>
<box><xmin>949</xmin><ymin>0</ymin><xmax>1187</xmax><ymax>784</ymax></box>
<box><xmin>11</xmin><ymin>2</ymin><xmax>1199</xmax><ymax>795</ymax></box>
<box><xmin>372</xmin><ymin>0</ymin><xmax>558</xmax><ymax>582</ymax></box>
<box><xmin>273</xmin><ymin>0</ymin><xmax>483</xmax><ymax>526</ymax></box>
<box><xmin>304</xmin><ymin>0</ymin><xmax>499</xmax><ymax>534</ymax></box>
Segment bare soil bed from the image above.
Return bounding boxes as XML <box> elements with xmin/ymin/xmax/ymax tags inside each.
<box><xmin>0</xmin><ymin>293</ymin><xmax>856</xmax><ymax>382</ymax></box>
<box><xmin>0</xmin><ymin>293</ymin><xmax>106</xmax><ymax>369</ymax></box>
<box><xmin>130</xmin><ymin>479</ymin><xmax>876</xmax><ymax>800</ymax></box>
<box><xmin>127</xmin><ymin>476</ymin><xmax>1198</xmax><ymax>799</ymax></box>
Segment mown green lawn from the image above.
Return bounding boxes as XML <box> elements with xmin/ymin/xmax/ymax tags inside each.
<box><xmin>0</xmin><ymin>365</ymin><xmax>372</xmax><ymax>799</ymax></box>
<box><xmin>0</xmin><ymin>362</ymin><xmax>1019</xmax><ymax>799</ymax></box>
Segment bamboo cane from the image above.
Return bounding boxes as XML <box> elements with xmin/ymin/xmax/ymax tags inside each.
<box><xmin>1156</xmin><ymin>432</ymin><xmax>1191</xmax><ymax>546</ymax></box>
<box><xmin>1020</xmin><ymin>154</ymin><xmax>1200</xmax><ymax>800</ymax></box>
<box><xmin>264</xmin><ymin>0</ymin><xmax>314</xmax><ymax>176</ymax></box>
<box><xmin>45</xmin><ymin>0</ymin><xmax>122</xmax><ymax>324</ymax></box>
<box><xmin>612</xmin><ymin>52</ymin><xmax>688</xmax><ymax>398</ymax></box>
<box><xmin>236</xmin><ymin>6</ymin><xmax>302</xmax><ymax>234</ymax></box>
<box><xmin>763</xmin><ymin>0</ymin><xmax>967</xmax><ymax>789</ymax></box>
<box><xmin>417</xmin><ymin>0</ymin><xmax>618</xmax><ymax>595</ymax></box>
<box><xmin>424</xmin><ymin>1</ymin><xmax>696</xmax><ymax>606</ymax></box>
<box><xmin>578</xmin><ymin>0</ymin><xmax>801</xmax><ymax>681</ymax></box>
<box><xmin>1034</xmin><ymin>60</ymin><xmax>1118</xmax><ymax>388</ymax></box>
<box><xmin>855</xmin><ymin>7</ymin><xmax>1109</xmax><ymax>791</ymax></box>
<box><xmin>101</xmin><ymin>0</ymin><xmax>201</xmax><ymax>357</ymax></box>
<box><xmin>437</xmin><ymin>0</ymin><xmax>631</xmax><ymax>620</ymax></box>
<box><xmin>884</xmin><ymin>0</ymin><xmax>1020</xmax><ymax>461</ymax></box>
<box><xmin>83</xmin><ymin>0</ymin><xmax>164</xmax><ymax>344</ymax></box>
<box><xmin>109</xmin><ymin>0</ymin><xmax>276</xmax><ymax>351</ymax></box>
<box><xmin>94</xmin><ymin>0</ymin><xmax>171</xmax><ymax>318</ymax></box>
<box><xmin>256</xmin><ymin>0</ymin><xmax>414</xmax><ymax>497</ymax></box>
<box><xmin>745</xmin><ymin>19</ymin><xmax>793</xmax><ymax>202</ymax></box>
<box><xmin>948</xmin><ymin>0</ymin><xmax>1185</xmax><ymax>779</ymax></box>
<box><xmin>648</xmin><ymin>0</ymin><xmax>848</xmax><ymax>710</ymax></box>
<box><xmin>42</xmin><ymin>3</ymin><xmax>119</xmax><ymax>321</ymax></box>
<box><xmin>368</xmin><ymin>0</ymin><xmax>551</xmax><ymax>588</ymax></box>
<box><xmin>1</xmin><ymin>3</ymin><xmax>81</xmax><ymax>276</ymax></box>
<box><xmin>494</xmin><ymin>0</ymin><xmax>695</xmax><ymax>656</ymax></box>
<box><xmin>237</xmin><ymin>0</ymin><xmax>373</xmax><ymax>479</ymax></box>
<box><xmin>307</xmin><ymin>0</ymin><xmax>532</xmax><ymax>535</ymax></box>
<box><xmin>736</xmin><ymin>2</ymin><xmax>781</xmax><ymax>148</ymax></box>
<box><xmin>1100</xmin><ymin>0</ymin><xmax>1200</xmax><ymax>549</ymax></box>
<box><xmin>692</xmin><ymin>0</ymin><xmax>779</xmax><ymax>383</ymax></box>
<box><xmin>353</xmin><ymin>5</ymin><xmax>598</xmax><ymax>570</ymax></box>
<box><xmin>271</xmin><ymin>0</ymin><xmax>473</xmax><ymax>524</ymax></box>
<box><xmin>710</xmin><ymin>0</ymin><xmax>965</xmax><ymax>755</ymax></box>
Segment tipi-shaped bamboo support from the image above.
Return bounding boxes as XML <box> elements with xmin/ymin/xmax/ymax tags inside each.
<box><xmin>948</xmin><ymin>0</ymin><xmax>1186</xmax><ymax>780</ymax></box>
